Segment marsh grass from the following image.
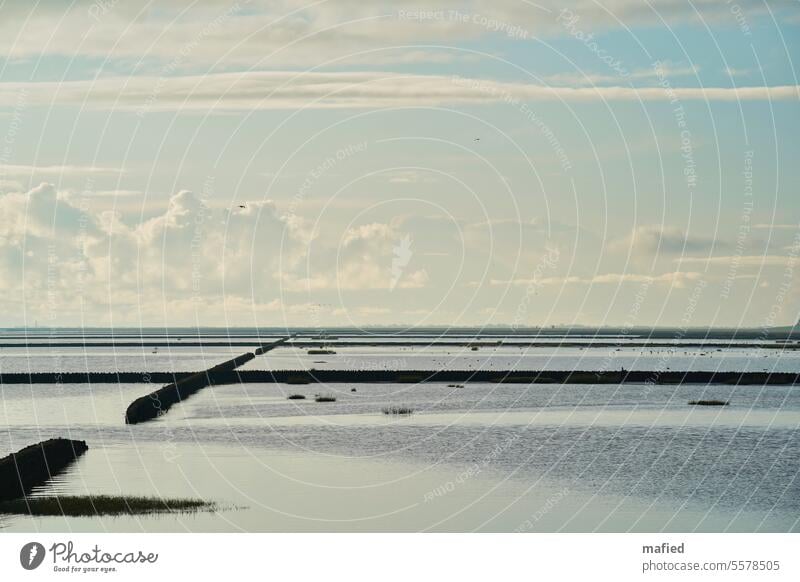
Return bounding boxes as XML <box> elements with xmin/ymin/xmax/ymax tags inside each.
<box><xmin>689</xmin><ymin>399</ymin><xmax>730</xmax><ymax>406</ymax></box>
<box><xmin>382</xmin><ymin>405</ymin><xmax>415</xmax><ymax>415</ymax></box>
<box><xmin>0</xmin><ymin>495</ymin><xmax>213</xmax><ymax>517</ymax></box>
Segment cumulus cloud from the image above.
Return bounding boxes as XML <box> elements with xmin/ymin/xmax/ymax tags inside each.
<box><xmin>0</xmin><ymin>183</ymin><xmax>306</xmax><ymax>325</ymax></box>
<box><xmin>0</xmin><ymin>182</ymin><xmax>448</xmax><ymax>324</ymax></box>
<box><xmin>286</xmin><ymin>221</ymin><xmax>429</xmax><ymax>291</ymax></box>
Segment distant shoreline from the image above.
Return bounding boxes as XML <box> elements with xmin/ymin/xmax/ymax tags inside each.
<box><xmin>0</xmin><ymin>325</ymin><xmax>798</xmax><ymax>340</ymax></box>
<box><xmin>1</xmin><ymin>340</ymin><xmax>797</xmax><ymax>349</ymax></box>
<box><xmin>2</xmin><ymin>369</ymin><xmax>797</xmax><ymax>385</ymax></box>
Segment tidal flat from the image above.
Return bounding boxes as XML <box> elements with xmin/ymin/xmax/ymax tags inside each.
<box><xmin>1</xmin><ymin>331</ymin><xmax>798</xmax><ymax>532</ymax></box>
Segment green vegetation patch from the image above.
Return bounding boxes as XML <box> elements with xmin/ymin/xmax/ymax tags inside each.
<box><xmin>0</xmin><ymin>495</ymin><xmax>214</xmax><ymax>517</ymax></box>
<box><xmin>382</xmin><ymin>405</ymin><xmax>415</xmax><ymax>415</ymax></box>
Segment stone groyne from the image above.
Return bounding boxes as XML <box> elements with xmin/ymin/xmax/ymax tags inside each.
<box><xmin>4</xmin><ymin>369</ymin><xmax>797</xmax><ymax>387</ymax></box>
<box><xmin>233</xmin><ymin>369</ymin><xmax>800</xmax><ymax>385</ymax></box>
<box><xmin>124</xmin><ymin>337</ymin><xmax>290</xmax><ymax>424</ymax></box>
<box><xmin>0</xmin><ymin>439</ymin><xmax>89</xmax><ymax>501</ymax></box>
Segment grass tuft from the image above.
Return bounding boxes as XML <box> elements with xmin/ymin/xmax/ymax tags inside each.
<box><xmin>688</xmin><ymin>399</ymin><xmax>729</xmax><ymax>406</ymax></box>
<box><xmin>0</xmin><ymin>495</ymin><xmax>213</xmax><ymax>517</ymax></box>
<box><xmin>382</xmin><ymin>405</ymin><xmax>415</xmax><ymax>415</ymax></box>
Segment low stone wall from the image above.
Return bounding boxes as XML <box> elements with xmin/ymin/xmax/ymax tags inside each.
<box><xmin>233</xmin><ymin>369</ymin><xmax>800</xmax><ymax>385</ymax></box>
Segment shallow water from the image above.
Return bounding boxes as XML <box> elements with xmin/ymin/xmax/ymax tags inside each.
<box><xmin>240</xmin><ymin>345</ymin><xmax>800</xmax><ymax>373</ymax></box>
<box><xmin>2</xmin><ymin>339</ymin><xmax>798</xmax><ymax>375</ymax></box>
<box><xmin>0</xmin><ymin>346</ymin><xmax>244</xmax><ymax>373</ymax></box>
<box><xmin>2</xmin><ymin>369</ymin><xmax>798</xmax><ymax>532</ymax></box>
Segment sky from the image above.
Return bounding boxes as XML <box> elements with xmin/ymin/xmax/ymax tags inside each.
<box><xmin>0</xmin><ymin>0</ymin><xmax>798</xmax><ymax>329</ymax></box>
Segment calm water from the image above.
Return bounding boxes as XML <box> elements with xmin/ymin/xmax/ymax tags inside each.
<box><xmin>1</xmin><ymin>335</ymin><xmax>798</xmax><ymax>532</ymax></box>
<box><xmin>240</xmin><ymin>345</ymin><xmax>800</xmax><ymax>373</ymax></box>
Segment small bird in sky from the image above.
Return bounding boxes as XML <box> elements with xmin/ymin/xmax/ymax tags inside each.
<box><xmin>474</xmin><ymin>138</ymin><xmax>481</xmax><ymax>141</ymax></box>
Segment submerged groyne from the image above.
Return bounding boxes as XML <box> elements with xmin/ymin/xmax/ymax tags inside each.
<box><xmin>0</xmin><ymin>439</ymin><xmax>89</xmax><ymax>501</ymax></box>
<box><xmin>4</xmin><ymin>368</ymin><xmax>798</xmax><ymax>386</ymax></box>
<box><xmin>238</xmin><ymin>369</ymin><xmax>800</xmax><ymax>385</ymax></box>
<box><xmin>124</xmin><ymin>352</ymin><xmax>254</xmax><ymax>424</ymax></box>
<box><xmin>124</xmin><ymin>337</ymin><xmax>290</xmax><ymax>424</ymax></box>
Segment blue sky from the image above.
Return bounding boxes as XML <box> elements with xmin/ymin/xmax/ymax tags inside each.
<box><xmin>0</xmin><ymin>1</ymin><xmax>798</xmax><ymax>328</ymax></box>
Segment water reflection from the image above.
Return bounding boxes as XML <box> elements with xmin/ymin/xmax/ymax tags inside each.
<box><xmin>1</xmin><ymin>343</ymin><xmax>798</xmax><ymax>532</ymax></box>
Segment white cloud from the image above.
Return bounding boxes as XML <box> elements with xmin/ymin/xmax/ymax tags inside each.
<box><xmin>0</xmin><ymin>164</ymin><xmax>126</xmax><ymax>177</ymax></box>
<box><xmin>544</xmin><ymin>63</ymin><xmax>699</xmax><ymax>87</ymax></box>
<box><xmin>88</xmin><ymin>190</ymin><xmax>143</xmax><ymax>198</ymax></box>
<box><xmin>0</xmin><ymin>72</ymin><xmax>795</xmax><ymax>114</ymax></box>
<box><xmin>674</xmin><ymin>255</ymin><xmax>796</xmax><ymax>267</ymax></box>
<box><xmin>491</xmin><ymin>270</ymin><xmax>704</xmax><ymax>287</ymax></box>
<box><xmin>616</xmin><ymin>225</ymin><xmax>724</xmax><ymax>256</ymax></box>
<box><xmin>752</xmin><ymin>223</ymin><xmax>799</xmax><ymax>230</ymax></box>
<box><xmin>0</xmin><ymin>182</ymin><xmax>307</xmax><ymax>324</ymax></box>
<box><xmin>287</xmin><ymin>221</ymin><xmax>429</xmax><ymax>291</ymax></box>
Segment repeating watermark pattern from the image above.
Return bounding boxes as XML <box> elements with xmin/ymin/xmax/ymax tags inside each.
<box><xmin>0</xmin><ymin>88</ymin><xmax>27</xmax><ymax>180</ymax></box>
<box><xmin>726</xmin><ymin>0</ymin><xmax>753</xmax><ymax>37</ymax></box>
<box><xmin>721</xmin><ymin>149</ymin><xmax>755</xmax><ymax>299</ymax></box>
<box><xmin>390</xmin><ymin>234</ymin><xmax>414</xmax><ymax>291</ymax></box>
<box><xmin>557</xmin><ymin>9</ymin><xmax>630</xmax><ymax>78</ymax></box>
<box><xmin>190</xmin><ymin>175</ymin><xmax>215</xmax><ymax>305</ymax></box>
<box><xmin>654</xmin><ymin>61</ymin><xmax>697</xmax><ymax>197</ymax></box>
<box><xmin>287</xmin><ymin>141</ymin><xmax>369</xmax><ymax>221</ymax></box>
<box><xmin>397</xmin><ymin>9</ymin><xmax>530</xmax><ymax>39</ymax></box>
<box><xmin>640</xmin><ymin>278</ymin><xmax>708</xmax><ymax>396</ymax></box>
<box><xmin>595</xmin><ymin>278</ymin><xmax>654</xmax><ymax>375</ymax></box>
<box><xmin>87</xmin><ymin>0</ymin><xmax>120</xmax><ymax>22</ymax></box>
<box><xmin>762</xmin><ymin>228</ymin><xmax>800</xmax><ymax>329</ymax></box>
<box><xmin>423</xmin><ymin>432</ymin><xmax>522</xmax><ymax>502</ymax></box>
<box><xmin>1</xmin><ymin>89</ymin><xmax>27</xmax><ymax>144</ymax></box>
<box><xmin>136</xmin><ymin>2</ymin><xmax>249</xmax><ymax>118</ymax></box>
<box><xmin>511</xmin><ymin>246</ymin><xmax>561</xmax><ymax>330</ymax></box>
<box><xmin>514</xmin><ymin>487</ymin><xmax>571</xmax><ymax>532</ymax></box>
<box><xmin>451</xmin><ymin>75</ymin><xmax>573</xmax><ymax>171</ymax></box>
<box><xmin>1</xmin><ymin>0</ymin><xmax>797</xmax><ymax>544</ymax></box>
<box><xmin>289</xmin><ymin>140</ymin><xmax>369</xmax><ymax>333</ymax></box>
<box><xmin>338</xmin><ymin>354</ymin><xmax>407</xmax><ymax>370</ymax></box>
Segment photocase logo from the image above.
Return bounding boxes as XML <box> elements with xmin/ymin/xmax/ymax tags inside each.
<box><xmin>20</xmin><ymin>542</ymin><xmax>46</xmax><ymax>570</ymax></box>
<box><xmin>390</xmin><ymin>234</ymin><xmax>413</xmax><ymax>291</ymax></box>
